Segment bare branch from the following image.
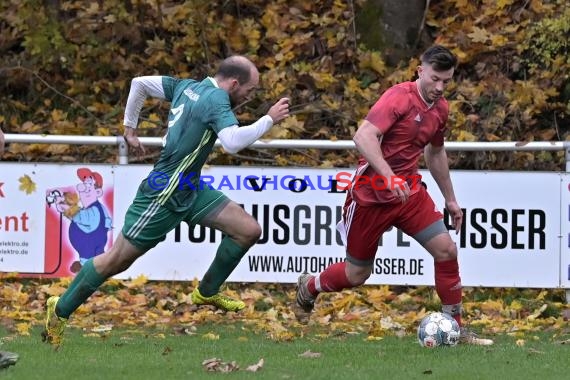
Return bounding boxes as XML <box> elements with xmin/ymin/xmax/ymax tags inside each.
<box><xmin>0</xmin><ymin>66</ymin><xmax>104</xmax><ymax>123</ymax></box>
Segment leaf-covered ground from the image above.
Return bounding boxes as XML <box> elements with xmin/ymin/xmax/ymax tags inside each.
<box><xmin>1</xmin><ymin>274</ymin><xmax>568</xmax><ymax>342</ymax></box>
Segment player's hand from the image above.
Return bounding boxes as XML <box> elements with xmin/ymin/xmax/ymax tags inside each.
<box><xmin>391</xmin><ymin>179</ymin><xmax>411</xmax><ymax>203</ymax></box>
<box><xmin>123</xmin><ymin>127</ymin><xmax>146</xmax><ymax>156</ymax></box>
<box><xmin>445</xmin><ymin>200</ymin><xmax>463</xmax><ymax>234</ymax></box>
<box><xmin>267</xmin><ymin>98</ymin><xmax>290</xmax><ymax>124</ymax></box>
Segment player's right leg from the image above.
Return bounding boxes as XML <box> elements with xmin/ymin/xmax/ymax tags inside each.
<box><xmin>188</xmin><ymin>190</ymin><xmax>260</xmax><ymax>312</ymax></box>
<box><xmin>293</xmin><ymin>193</ymin><xmax>391</xmax><ymax>323</ymax></box>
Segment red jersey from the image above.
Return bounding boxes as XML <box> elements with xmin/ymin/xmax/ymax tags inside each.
<box><xmin>352</xmin><ymin>81</ymin><xmax>449</xmax><ymax>206</ymax></box>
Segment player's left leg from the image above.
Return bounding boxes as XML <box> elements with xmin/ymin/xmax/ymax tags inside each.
<box><xmin>424</xmin><ymin>234</ymin><xmax>493</xmax><ymax>346</ymax></box>
<box><xmin>43</xmin><ymin>193</ymin><xmax>179</xmax><ymax>348</ymax></box>
<box><xmin>400</xmin><ymin>187</ymin><xmax>493</xmax><ymax>345</ymax></box>
<box><xmin>187</xmin><ymin>188</ymin><xmax>260</xmax><ymax>312</ymax></box>
<box><xmin>43</xmin><ymin>234</ymin><xmax>144</xmax><ymax>348</ymax></box>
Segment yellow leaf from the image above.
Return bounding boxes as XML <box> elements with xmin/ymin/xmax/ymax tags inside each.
<box><xmin>275</xmin><ymin>155</ymin><xmax>289</xmax><ymax>166</ymax></box>
<box><xmin>51</xmin><ymin>109</ymin><xmax>65</xmax><ymax>122</ymax></box>
<box><xmin>279</xmin><ymin>115</ymin><xmax>305</xmax><ymax>133</ymax></box>
<box><xmin>516</xmin><ymin>339</ymin><xmax>525</xmax><ymax>347</ymax></box>
<box><xmin>16</xmin><ymin>322</ymin><xmax>31</xmax><ymax>336</ymax></box>
<box><xmin>527</xmin><ymin>304</ymin><xmax>547</xmax><ymax>320</ymax></box>
<box><xmin>497</xmin><ymin>0</ymin><xmax>514</xmax><ymax>9</ymax></box>
<box><xmin>47</xmin><ymin>144</ymin><xmax>69</xmax><ymax>155</ymax></box>
<box><xmin>268</xmin><ymin>330</ymin><xmax>295</xmax><ymax>342</ymax></box>
<box><xmin>453</xmin><ymin>49</ymin><xmax>468</xmax><ymax>61</ymax></box>
<box><xmin>310</xmin><ymin>72</ymin><xmax>337</xmax><ymax>90</ymax></box>
<box><xmin>467</xmin><ymin>27</ymin><xmax>490</xmax><ymax>43</ymax></box>
<box><xmin>20</xmin><ymin>121</ymin><xmax>40</xmax><ymax>133</ymax></box>
<box><xmin>149</xmin><ymin>113</ymin><xmax>162</xmax><ymax>122</ymax></box>
<box><xmin>456</xmin><ymin>130</ymin><xmax>477</xmax><ymax>142</ymax></box>
<box><xmin>529</xmin><ymin>0</ymin><xmax>546</xmax><ymax>13</ymax></box>
<box><xmin>453</xmin><ymin>0</ymin><xmax>469</xmax><ymax>8</ymax></box>
<box><xmin>139</xmin><ymin>121</ymin><xmax>157</xmax><ymax>129</ymax></box>
<box><xmin>18</xmin><ymin>174</ymin><xmax>37</xmax><ymax>195</ymax></box>
<box><xmin>125</xmin><ymin>275</ymin><xmax>148</xmax><ymax>288</ymax></box>
<box><xmin>536</xmin><ymin>290</ymin><xmax>547</xmax><ymax>300</ymax></box>
<box><xmin>359</xmin><ymin>51</ymin><xmax>387</xmax><ymax>75</ymax></box>
<box><xmin>490</xmin><ymin>34</ymin><xmax>508</xmax><ymax>47</ymax></box>
<box><xmin>321</xmin><ymin>95</ymin><xmax>341</xmax><ymax>111</ymax></box>
<box><xmin>96</xmin><ymin>127</ymin><xmax>111</xmax><ymax>136</ymax></box>
<box><xmin>202</xmin><ymin>332</ymin><xmax>220</xmax><ymax>340</ymax></box>
<box><xmin>509</xmin><ymin>300</ymin><xmax>523</xmax><ymax>311</ymax></box>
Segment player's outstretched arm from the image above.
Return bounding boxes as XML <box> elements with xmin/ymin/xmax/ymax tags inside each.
<box><xmin>217</xmin><ymin>97</ymin><xmax>290</xmax><ymax>154</ymax></box>
<box><xmin>266</xmin><ymin>97</ymin><xmax>290</xmax><ymax>124</ymax></box>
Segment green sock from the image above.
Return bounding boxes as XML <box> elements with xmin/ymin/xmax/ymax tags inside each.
<box><xmin>55</xmin><ymin>258</ymin><xmax>106</xmax><ymax>318</ymax></box>
<box><xmin>198</xmin><ymin>237</ymin><xmax>248</xmax><ymax>297</ymax></box>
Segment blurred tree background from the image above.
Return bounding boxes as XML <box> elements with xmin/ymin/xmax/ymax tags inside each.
<box><xmin>0</xmin><ymin>0</ymin><xmax>568</xmax><ymax>170</ymax></box>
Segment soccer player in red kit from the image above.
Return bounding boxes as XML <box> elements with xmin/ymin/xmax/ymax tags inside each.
<box><xmin>294</xmin><ymin>45</ymin><xmax>493</xmax><ymax>345</ymax></box>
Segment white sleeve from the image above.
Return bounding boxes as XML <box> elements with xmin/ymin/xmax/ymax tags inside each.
<box><xmin>123</xmin><ymin>76</ymin><xmax>166</xmax><ymax>128</ymax></box>
<box><xmin>217</xmin><ymin>115</ymin><xmax>274</xmax><ymax>154</ymax></box>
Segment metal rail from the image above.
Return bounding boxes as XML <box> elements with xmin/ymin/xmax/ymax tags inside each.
<box><xmin>5</xmin><ymin>134</ymin><xmax>569</xmax><ymax>165</ymax></box>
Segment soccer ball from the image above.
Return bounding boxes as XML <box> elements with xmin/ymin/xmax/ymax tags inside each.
<box><xmin>417</xmin><ymin>312</ymin><xmax>460</xmax><ymax>348</ymax></box>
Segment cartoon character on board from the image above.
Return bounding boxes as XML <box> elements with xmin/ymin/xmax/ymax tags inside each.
<box><xmin>53</xmin><ymin>168</ymin><xmax>112</xmax><ymax>273</ymax></box>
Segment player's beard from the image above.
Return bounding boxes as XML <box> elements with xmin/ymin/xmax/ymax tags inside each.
<box><xmin>228</xmin><ymin>91</ymin><xmax>241</xmax><ymax>108</ymax></box>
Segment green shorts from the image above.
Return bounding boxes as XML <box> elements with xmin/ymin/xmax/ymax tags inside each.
<box><xmin>122</xmin><ymin>187</ymin><xmax>229</xmax><ymax>251</ymax></box>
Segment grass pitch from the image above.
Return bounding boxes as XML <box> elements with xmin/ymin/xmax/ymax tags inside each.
<box><xmin>1</xmin><ymin>325</ymin><xmax>568</xmax><ymax>380</ymax></box>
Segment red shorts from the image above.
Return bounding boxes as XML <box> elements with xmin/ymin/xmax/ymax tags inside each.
<box><xmin>340</xmin><ymin>186</ymin><xmax>444</xmax><ymax>265</ymax></box>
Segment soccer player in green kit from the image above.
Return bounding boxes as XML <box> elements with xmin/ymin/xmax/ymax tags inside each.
<box><xmin>43</xmin><ymin>55</ymin><xmax>290</xmax><ymax>347</ymax></box>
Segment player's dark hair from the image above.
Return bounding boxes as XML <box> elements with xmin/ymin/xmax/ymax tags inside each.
<box><xmin>216</xmin><ymin>56</ymin><xmax>253</xmax><ymax>84</ymax></box>
<box><xmin>420</xmin><ymin>45</ymin><xmax>457</xmax><ymax>71</ymax></box>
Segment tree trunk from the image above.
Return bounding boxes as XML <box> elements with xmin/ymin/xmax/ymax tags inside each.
<box><xmin>355</xmin><ymin>0</ymin><xmax>429</xmax><ymax>65</ymax></box>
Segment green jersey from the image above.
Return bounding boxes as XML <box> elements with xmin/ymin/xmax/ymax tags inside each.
<box><xmin>139</xmin><ymin>77</ymin><xmax>238</xmax><ymax>212</ymax></box>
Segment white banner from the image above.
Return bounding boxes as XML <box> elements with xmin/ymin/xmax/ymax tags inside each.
<box><xmin>0</xmin><ymin>163</ymin><xmax>114</xmax><ymax>277</ymax></box>
<box><xmin>0</xmin><ymin>163</ymin><xmax>565</xmax><ymax>289</ymax></box>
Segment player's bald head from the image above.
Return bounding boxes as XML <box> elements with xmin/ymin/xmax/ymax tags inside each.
<box><xmin>216</xmin><ymin>55</ymin><xmax>258</xmax><ymax>85</ymax></box>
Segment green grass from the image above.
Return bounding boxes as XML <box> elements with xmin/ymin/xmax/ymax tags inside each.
<box><xmin>1</xmin><ymin>325</ymin><xmax>568</xmax><ymax>380</ymax></box>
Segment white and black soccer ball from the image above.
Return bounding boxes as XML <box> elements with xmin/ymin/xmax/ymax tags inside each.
<box><xmin>417</xmin><ymin>312</ymin><xmax>460</xmax><ymax>348</ymax></box>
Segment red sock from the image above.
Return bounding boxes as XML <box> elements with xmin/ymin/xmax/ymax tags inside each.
<box><xmin>307</xmin><ymin>262</ymin><xmax>353</xmax><ymax>296</ymax></box>
<box><xmin>434</xmin><ymin>259</ymin><xmax>463</xmax><ymax>326</ymax></box>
